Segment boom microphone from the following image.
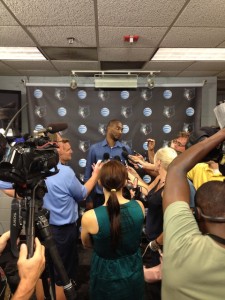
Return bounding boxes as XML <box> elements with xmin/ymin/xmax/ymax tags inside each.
<box><xmin>47</xmin><ymin>123</ymin><xmax>68</xmax><ymax>134</ymax></box>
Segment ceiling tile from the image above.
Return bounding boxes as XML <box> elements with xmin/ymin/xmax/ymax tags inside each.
<box><xmin>0</xmin><ymin>2</ymin><xmax>18</xmax><ymax>25</ymax></box>
<box><xmin>0</xmin><ymin>61</ymin><xmax>20</xmax><ymax>74</ymax></box>
<box><xmin>178</xmin><ymin>70</ymin><xmax>219</xmax><ymax>77</ymax></box>
<box><xmin>3</xmin><ymin>0</ymin><xmax>95</xmax><ymax>25</ymax></box>
<box><xmin>185</xmin><ymin>61</ymin><xmax>225</xmax><ymax>71</ymax></box>
<box><xmin>175</xmin><ymin>0</ymin><xmax>225</xmax><ymax>27</ymax></box>
<box><xmin>99</xmin><ymin>27</ymin><xmax>168</xmax><ymax>48</ymax></box>
<box><xmin>160</xmin><ymin>27</ymin><xmax>225</xmax><ymax>47</ymax></box>
<box><xmin>3</xmin><ymin>60</ymin><xmax>55</xmax><ymax>70</ymax></box>
<box><xmin>52</xmin><ymin>60</ymin><xmax>100</xmax><ymax>71</ymax></box>
<box><xmin>0</xmin><ymin>26</ymin><xmax>35</xmax><ymax>46</ymax></box>
<box><xmin>27</xmin><ymin>26</ymin><xmax>97</xmax><ymax>47</ymax></box>
<box><xmin>98</xmin><ymin>0</ymin><xmax>186</xmax><ymax>26</ymax></box>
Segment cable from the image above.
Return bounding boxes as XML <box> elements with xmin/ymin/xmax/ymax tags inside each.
<box><xmin>142</xmin><ymin>242</ymin><xmax>151</xmax><ymax>257</ymax></box>
<box><xmin>5</xmin><ymin>103</ymin><xmax>28</xmax><ymax>136</ymax></box>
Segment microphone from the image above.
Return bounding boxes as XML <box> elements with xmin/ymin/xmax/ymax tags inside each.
<box><xmin>47</xmin><ymin>123</ymin><xmax>68</xmax><ymax>134</ymax></box>
<box><xmin>102</xmin><ymin>153</ymin><xmax>110</xmax><ymax>162</ymax></box>
<box><xmin>114</xmin><ymin>155</ymin><xmax>122</xmax><ymax>162</ymax></box>
<box><xmin>122</xmin><ymin>151</ymin><xmax>143</xmax><ymax>169</ymax></box>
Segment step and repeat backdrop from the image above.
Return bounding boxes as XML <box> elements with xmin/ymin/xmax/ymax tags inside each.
<box><xmin>27</xmin><ymin>86</ymin><xmax>201</xmax><ymax>182</ymax></box>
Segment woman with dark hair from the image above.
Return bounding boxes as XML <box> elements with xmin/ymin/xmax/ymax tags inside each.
<box><xmin>81</xmin><ymin>160</ymin><xmax>145</xmax><ymax>300</ymax></box>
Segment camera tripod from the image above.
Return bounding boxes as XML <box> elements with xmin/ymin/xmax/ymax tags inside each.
<box><xmin>10</xmin><ymin>178</ymin><xmax>77</xmax><ymax>300</ymax></box>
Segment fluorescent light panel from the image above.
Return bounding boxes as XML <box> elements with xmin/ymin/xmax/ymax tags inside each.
<box><xmin>152</xmin><ymin>48</ymin><xmax>225</xmax><ymax>61</ymax></box>
<box><xmin>0</xmin><ymin>47</ymin><xmax>46</xmax><ymax>60</ymax></box>
<box><xmin>95</xmin><ymin>75</ymin><xmax>137</xmax><ymax>88</ymax></box>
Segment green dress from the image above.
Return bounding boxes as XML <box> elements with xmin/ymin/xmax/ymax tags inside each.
<box><xmin>90</xmin><ymin>200</ymin><xmax>145</xmax><ymax>300</ymax></box>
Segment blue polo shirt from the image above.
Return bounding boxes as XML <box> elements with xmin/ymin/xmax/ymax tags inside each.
<box><xmin>0</xmin><ymin>180</ymin><xmax>13</xmax><ymax>189</ymax></box>
<box><xmin>43</xmin><ymin>163</ymin><xmax>87</xmax><ymax>225</ymax></box>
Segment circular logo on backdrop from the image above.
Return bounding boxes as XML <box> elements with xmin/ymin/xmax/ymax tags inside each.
<box><xmin>163</xmin><ymin>124</ymin><xmax>172</xmax><ymax>133</ymax></box>
<box><xmin>163</xmin><ymin>90</ymin><xmax>172</xmax><ymax>99</ymax></box>
<box><xmin>57</xmin><ymin>107</ymin><xmax>67</xmax><ymax>117</ymax></box>
<box><xmin>143</xmin><ymin>175</ymin><xmax>152</xmax><ymax>184</ymax></box>
<box><xmin>186</xmin><ymin>107</ymin><xmax>195</xmax><ymax>116</ymax></box>
<box><xmin>120</xmin><ymin>91</ymin><xmax>130</xmax><ymax>99</ymax></box>
<box><xmin>143</xmin><ymin>142</ymin><xmax>148</xmax><ymax>151</ymax></box>
<box><xmin>34</xmin><ymin>89</ymin><xmax>43</xmax><ymax>99</ymax></box>
<box><xmin>123</xmin><ymin>125</ymin><xmax>129</xmax><ymax>134</ymax></box>
<box><xmin>143</xmin><ymin>107</ymin><xmax>152</xmax><ymax>117</ymax></box>
<box><xmin>79</xmin><ymin>159</ymin><xmax>86</xmax><ymax>168</ymax></box>
<box><xmin>78</xmin><ymin>125</ymin><xmax>87</xmax><ymax>134</ymax></box>
<box><xmin>101</xmin><ymin>107</ymin><xmax>110</xmax><ymax>117</ymax></box>
<box><xmin>35</xmin><ymin>124</ymin><xmax>44</xmax><ymax>131</ymax></box>
<box><xmin>78</xmin><ymin>90</ymin><xmax>87</xmax><ymax>100</ymax></box>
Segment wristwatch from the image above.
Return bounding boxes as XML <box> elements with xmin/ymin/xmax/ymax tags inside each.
<box><xmin>149</xmin><ymin>239</ymin><xmax>161</xmax><ymax>252</ymax></box>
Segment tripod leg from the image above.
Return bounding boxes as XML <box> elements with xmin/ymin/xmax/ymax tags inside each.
<box><xmin>37</xmin><ymin>268</ymin><xmax>53</xmax><ymax>300</ymax></box>
<box><xmin>36</xmin><ymin>214</ymin><xmax>77</xmax><ymax>300</ymax></box>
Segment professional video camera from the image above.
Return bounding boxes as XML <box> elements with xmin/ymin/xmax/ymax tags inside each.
<box><xmin>186</xmin><ymin>126</ymin><xmax>224</xmax><ymax>163</ymax></box>
<box><xmin>0</xmin><ymin>123</ymin><xmax>77</xmax><ymax>299</ymax></box>
<box><xmin>0</xmin><ymin>123</ymin><xmax>63</xmax><ymax>192</ymax></box>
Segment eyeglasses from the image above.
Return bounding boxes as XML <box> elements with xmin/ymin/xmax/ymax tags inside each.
<box><xmin>172</xmin><ymin>139</ymin><xmax>186</xmax><ymax>147</ymax></box>
<box><xmin>55</xmin><ymin>139</ymin><xmax>70</xmax><ymax>143</ymax></box>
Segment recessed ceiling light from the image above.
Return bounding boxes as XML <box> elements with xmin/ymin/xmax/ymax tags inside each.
<box><xmin>152</xmin><ymin>48</ymin><xmax>225</xmax><ymax>61</ymax></box>
<box><xmin>0</xmin><ymin>47</ymin><xmax>46</xmax><ymax>60</ymax></box>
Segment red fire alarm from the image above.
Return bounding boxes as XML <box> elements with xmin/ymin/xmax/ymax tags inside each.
<box><xmin>124</xmin><ymin>35</ymin><xmax>139</xmax><ymax>44</ymax></box>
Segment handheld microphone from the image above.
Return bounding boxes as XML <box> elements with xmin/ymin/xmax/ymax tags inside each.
<box><xmin>122</xmin><ymin>151</ymin><xmax>143</xmax><ymax>169</ymax></box>
<box><xmin>102</xmin><ymin>153</ymin><xmax>110</xmax><ymax>162</ymax></box>
<box><xmin>47</xmin><ymin>123</ymin><xmax>68</xmax><ymax>134</ymax></box>
<box><xmin>114</xmin><ymin>155</ymin><xmax>122</xmax><ymax>162</ymax></box>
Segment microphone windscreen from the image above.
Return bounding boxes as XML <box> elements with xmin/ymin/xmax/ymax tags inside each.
<box><xmin>122</xmin><ymin>151</ymin><xmax>128</xmax><ymax>160</ymax></box>
<box><xmin>114</xmin><ymin>155</ymin><xmax>121</xmax><ymax>162</ymax></box>
<box><xmin>103</xmin><ymin>153</ymin><xmax>110</xmax><ymax>161</ymax></box>
<box><xmin>47</xmin><ymin>123</ymin><xmax>68</xmax><ymax>133</ymax></box>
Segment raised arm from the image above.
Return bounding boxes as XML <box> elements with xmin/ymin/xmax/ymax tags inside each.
<box><xmin>163</xmin><ymin>128</ymin><xmax>225</xmax><ymax>212</ymax></box>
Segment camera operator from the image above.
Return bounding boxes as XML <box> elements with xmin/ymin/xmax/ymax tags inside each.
<box><xmin>0</xmin><ymin>231</ymin><xmax>45</xmax><ymax>300</ymax></box>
